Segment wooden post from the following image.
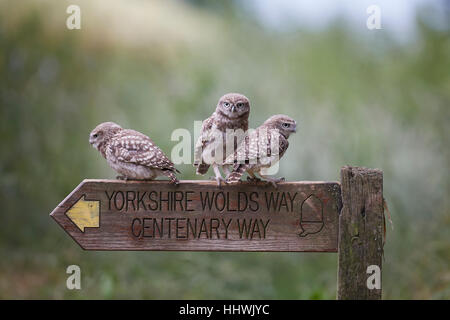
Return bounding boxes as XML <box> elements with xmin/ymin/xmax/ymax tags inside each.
<box><xmin>337</xmin><ymin>166</ymin><xmax>384</xmax><ymax>300</ymax></box>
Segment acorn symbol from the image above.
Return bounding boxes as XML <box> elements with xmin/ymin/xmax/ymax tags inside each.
<box><xmin>299</xmin><ymin>195</ymin><xmax>324</xmax><ymax>237</ymax></box>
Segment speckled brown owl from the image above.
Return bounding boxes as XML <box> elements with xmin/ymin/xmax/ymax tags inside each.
<box><xmin>194</xmin><ymin>93</ymin><xmax>250</xmax><ymax>185</ymax></box>
<box><xmin>225</xmin><ymin>115</ymin><xmax>297</xmax><ymax>188</ymax></box>
<box><xmin>89</xmin><ymin>122</ymin><xmax>179</xmax><ymax>184</ymax></box>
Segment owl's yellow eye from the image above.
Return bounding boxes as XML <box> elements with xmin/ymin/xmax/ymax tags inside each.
<box><xmin>282</xmin><ymin>123</ymin><xmax>290</xmax><ymax>128</ymax></box>
<box><xmin>236</xmin><ymin>103</ymin><xmax>244</xmax><ymax>108</ymax></box>
<box><xmin>224</xmin><ymin>102</ymin><xmax>230</xmax><ymax>108</ymax></box>
<box><xmin>93</xmin><ymin>134</ymin><xmax>98</xmax><ymax>138</ymax></box>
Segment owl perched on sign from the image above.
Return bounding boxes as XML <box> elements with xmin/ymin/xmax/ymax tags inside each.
<box><xmin>225</xmin><ymin>115</ymin><xmax>297</xmax><ymax>188</ymax></box>
<box><xmin>89</xmin><ymin>122</ymin><xmax>179</xmax><ymax>184</ymax></box>
<box><xmin>194</xmin><ymin>93</ymin><xmax>250</xmax><ymax>185</ymax></box>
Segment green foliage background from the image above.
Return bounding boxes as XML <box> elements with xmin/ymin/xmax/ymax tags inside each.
<box><xmin>0</xmin><ymin>0</ymin><xmax>449</xmax><ymax>299</ymax></box>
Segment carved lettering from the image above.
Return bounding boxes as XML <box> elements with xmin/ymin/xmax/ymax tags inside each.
<box><xmin>131</xmin><ymin>217</ymin><xmax>270</xmax><ymax>240</ymax></box>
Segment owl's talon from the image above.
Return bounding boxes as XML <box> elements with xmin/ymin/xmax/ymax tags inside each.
<box><xmin>209</xmin><ymin>176</ymin><xmax>225</xmax><ymax>184</ymax></box>
<box><xmin>214</xmin><ymin>176</ymin><xmax>226</xmax><ymax>186</ymax></box>
<box><xmin>217</xmin><ymin>177</ymin><xmax>226</xmax><ymax>186</ymax></box>
<box><xmin>246</xmin><ymin>176</ymin><xmax>261</xmax><ymax>183</ymax></box>
<box><xmin>262</xmin><ymin>177</ymin><xmax>285</xmax><ymax>188</ymax></box>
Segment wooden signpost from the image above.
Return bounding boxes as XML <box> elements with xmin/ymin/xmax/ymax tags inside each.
<box><xmin>50</xmin><ymin>166</ymin><xmax>384</xmax><ymax>299</ymax></box>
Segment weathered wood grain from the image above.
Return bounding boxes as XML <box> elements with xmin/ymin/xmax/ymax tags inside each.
<box><xmin>337</xmin><ymin>166</ymin><xmax>383</xmax><ymax>300</ymax></box>
<box><xmin>50</xmin><ymin>179</ymin><xmax>342</xmax><ymax>252</ymax></box>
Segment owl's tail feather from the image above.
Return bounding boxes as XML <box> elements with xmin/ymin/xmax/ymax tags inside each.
<box><xmin>196</xmin><ymin>163</ymin><xmax>210</xmax><ymax>175</ymax></box>
<box><xmin>226</xmin><ymin>165</ymin><xmax>247</xmax><ymax>184</ymax></box>
<box><xmin>163</xmin><ymin>170</ymin><xmax>179</xmax><ymax>184</ymax></box>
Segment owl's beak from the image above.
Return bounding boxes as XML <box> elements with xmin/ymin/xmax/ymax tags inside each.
<box><xmin>231</xmin><ymin>105</ymin><xmax>236</xmax><ymax>112</ymax></box>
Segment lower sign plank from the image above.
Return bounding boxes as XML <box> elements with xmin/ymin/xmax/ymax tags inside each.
<box><xmin>50</xmin><ymin>180</ymin><xmax>342</xmax><ymax>252</ymax></box>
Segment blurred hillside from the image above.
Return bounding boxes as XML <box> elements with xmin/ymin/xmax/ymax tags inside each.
<box><xmin>0</xmin><ymin>0</ymin><xmax>449</xmax><ymax>299</ymax></box>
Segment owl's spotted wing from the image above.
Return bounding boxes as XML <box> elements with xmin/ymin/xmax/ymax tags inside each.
<box><xmin>228</xmin><ymin>130</ymin><xmax>255</xmax><ymax>164</ymax></box>
<box><xmin>226</xmin><ymin>128</ymin><xmax>289</xmax><ymax>183</ymax></box>
<box><xmin>227</xmin><ymin>128</ymin><xmax>289</xmax><ymax>168</ymax></box>
<box><xmin>111</xmin><ymin>130</ymin><xmax>176</xmax><ymax>171</ymax></box>
<box><xmin>193</xmin><ymin>114</ymin><xmax>215</xmax><ymax>166</ymax></box>
<box><xmin>194</xmin><ymin>115</ymin><xmax>216</xmax><ymax>157</ymax></box>
<box><xmin>277</xmin><ymin>135</ymin><xmax>289</xmax><ymax>158</ymax></box>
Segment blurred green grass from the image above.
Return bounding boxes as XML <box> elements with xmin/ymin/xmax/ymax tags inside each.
<box><xmin>0</xmin><ymin>0</ymin><xmax>449</xmax><ymax>299</ymax></box>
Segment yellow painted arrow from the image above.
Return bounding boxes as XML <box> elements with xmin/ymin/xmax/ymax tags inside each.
<box><xmin>66</xmin><ymin>195</ymin><xmax>100</xmax><ymax>232</ymax></box>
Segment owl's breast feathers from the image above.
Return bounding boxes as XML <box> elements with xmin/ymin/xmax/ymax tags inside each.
<box><xmin>194</xmin><ymin>112</ymin><xmax>249</xmax><ymax>167</ymax></box>
<box><xmin>107</xmin><ymin>129</ymin><xmax>178</xmax><ymax>172</ymax></box>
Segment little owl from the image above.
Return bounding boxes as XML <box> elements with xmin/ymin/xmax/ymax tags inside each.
<box><xmin>194</xmin><ymin>93</ymin><xmax>250</xmax><ymax>185</ymax></box>
<box><xmin>225</xmin><ymin>114</ymin><xmax>297</xmax><ymax>188</ymax></box>
<box><xmin>89</xmin><ymin>122</ymin><xmax>179</xmax><ymax>184</ymax></box>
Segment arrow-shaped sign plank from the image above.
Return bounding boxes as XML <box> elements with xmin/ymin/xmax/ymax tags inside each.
<box><xmin>50</xmin><ymin>179</ymin><xmax>342</xmax><ymax>251</ymax></box>
<box><xmin>65</xmin><ymin>195</ymin><xmax>100</xmax><ymax>232</ymax></box>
